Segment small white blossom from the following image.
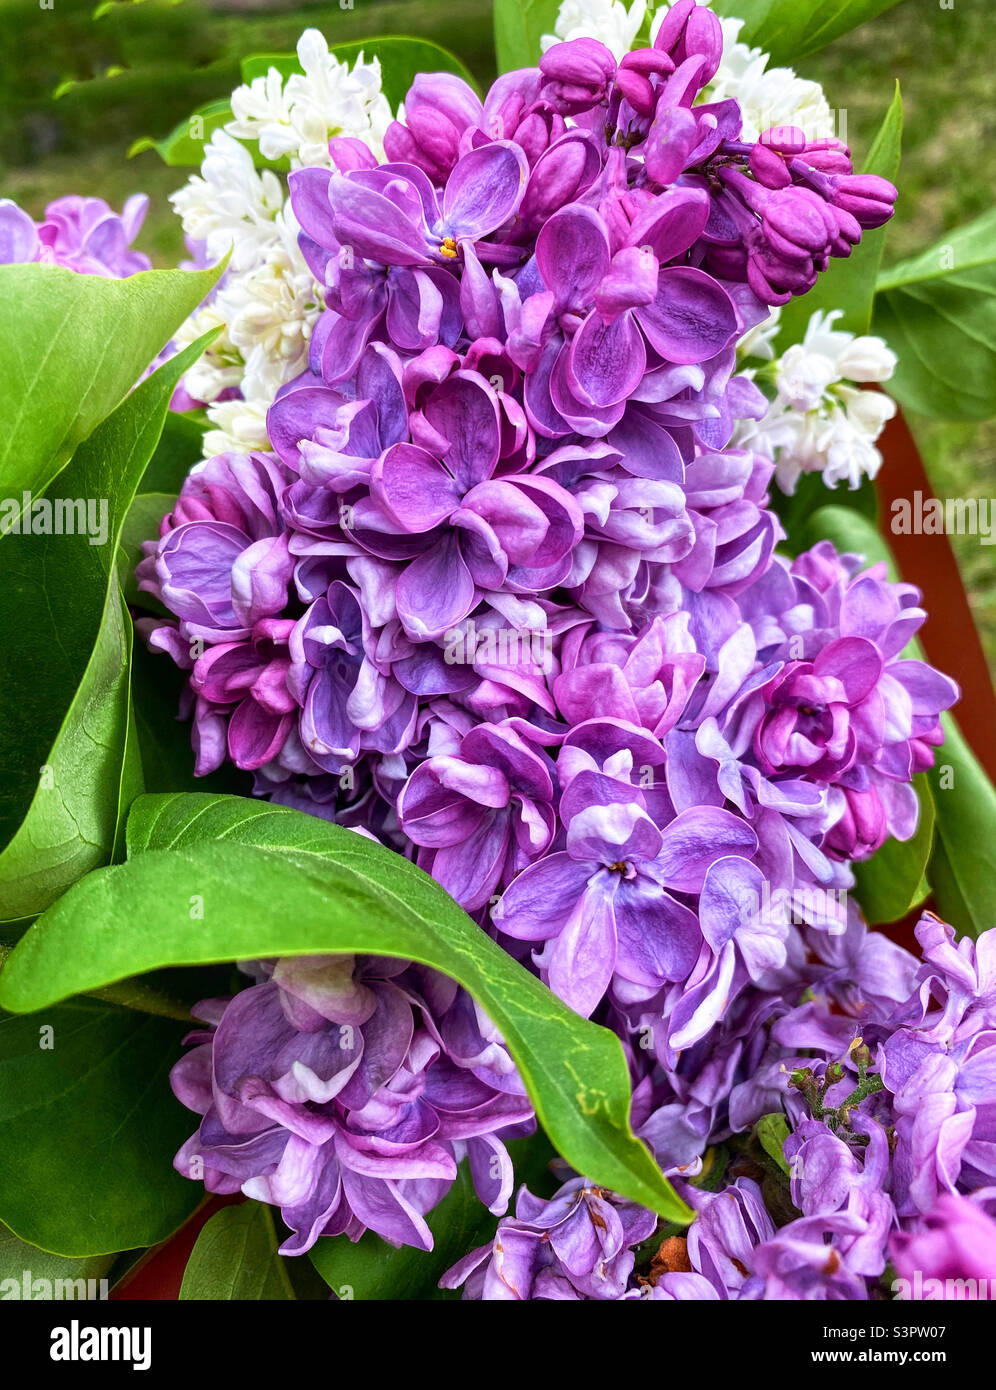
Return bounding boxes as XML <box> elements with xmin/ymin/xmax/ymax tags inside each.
<box><xmin>170</xmin><ymin>131</ymin><xmax>285</xmax><ymax>272</ymax></box>
<box><xmin>543</xmin><ymin>0</ymin><xmax>648</xmax><ymax>60</ymax></box>
<box><xmin>169</xmin><ymin>27</ymin><xmax>392</xmax><ymax>459</ymax></box>
<box><xmin>227</xmin><ymin>28</ymin><xmax>392</xmax><ymax>169</ymax></box>
<box><xmin>202</xmin><ymin>397</ymin><xmax>272</xmax><ymax>458</ymax></box>
<box><xmin>735</xmin><ymin>310</ymin><xmax>897</xmax><ymax>494</ymax></box>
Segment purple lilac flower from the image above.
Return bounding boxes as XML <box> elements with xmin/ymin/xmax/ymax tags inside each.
<box><xmin>0</xmin><ymin>194</ymin><xmax>151</xmax><ymax>276</ymax></box>
<box><xmin>170</xmin><ymin>954</ymin><xmax>533</xmax><ymax>1253</ymax></box>
<box><xmin>440</xmin><ymin>1176</ymin><xmax>658</xmax><ymax>1299</ymax></box>
<box><xmin>137</xmin><ymin>33</ymin><xmax>972</xmax><ymax>1282</ymax></box>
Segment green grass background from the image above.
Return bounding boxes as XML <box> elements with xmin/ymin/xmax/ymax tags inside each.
<box><xmin>1</xmin><ymin>0</ymin><xmax>993</xmax><ymax>664</ymax></box>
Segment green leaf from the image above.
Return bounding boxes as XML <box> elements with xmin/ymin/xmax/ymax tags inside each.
<box><xmin>140</xmin><ymin>410</ymin><xmax>207</xmax><ymax>496</ymax></box>
<box><xmin>309</xmin><ymin>1136</ymin><xmax>556</xmax><ymax>1301</ymax></box>
<box><xmin>771</xmin><ymin>473</ymin><xmax>878</xmax><ymax>554</ymax></box>
<box><xmin>241</xmin><ymin>37</ymin><xmax>479</xmax><ymax>111</ymax></box>
<box><xmin>0</xmin><ymin>1000</ymin><xmax>200</xmax><ymax>1255</ymax></box>
<box><xmin>927</xmin><ymin>714</ymin><xmax>996</xmax><ymax>939</ymax></box>
<box><xmin>493</xmin><ymin>0</ymin><xmax>559</xmax><ymax>72</ymax></box>
<box><xmin>755</xmin><ymin>1113</ymin><xmax>791</xmax><ymax>1177</ymax></box>
<box><xmin>0</xmin><ymin>335</ymin><xmax>216</xmax><ymax>922</ymax></box>
<box><xmin>0</xmin><ymin>1221</ymin><xmax>114</xmax><ymax>1294</ymax></box>
<box><xmin>0</xmin><ymin>262</ymin><xmax>220</xmax><ymax>505</ymax></box>
<box><xmin>777</xmin><ymin>82</ymin><xmax>902</xmax><ymax>345</ymax></box>
<box><xmin>128</xmin><ymin>96</ymin><xmax>235</xmax><ymax>167</ymax></box>
<box><xmin>179</xmin><ymin>1202</ymin><xmax>295</xmax><ymax>1300</ymax></box>
<box><xmin>852</xmin><ymin>774</ymin><xmax>934</xmax><ymax>925</ymax></box>
<box><xmin>872</xmin><ymin>209</ymin><xmax>996</xmax><ymax>421</ymax></box>
<box><xmin>1</xmin><ymin>793</ymin><xmax>693</xmax><ymax>1225</ymax></box>
<box><xmin>711</xmin><ymin>0</ymin><xmax>903</xmax><ymax>67</ymax></box>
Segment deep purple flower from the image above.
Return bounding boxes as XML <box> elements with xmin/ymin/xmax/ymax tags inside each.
<box><xmin>171</xmin><ymin>955</ymin><xmax>533</xmax><ymax>1254</ymax></box>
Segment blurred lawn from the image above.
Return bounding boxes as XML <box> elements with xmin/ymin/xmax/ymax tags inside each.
<box><xmin>2</xmin><ymin>0</ymin><xmax>993</xmax><ymax>664</ymax></box>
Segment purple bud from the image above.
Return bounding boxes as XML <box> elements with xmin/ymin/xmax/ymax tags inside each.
<box><xmin>540</xmin><ymin>37</ymin><xmax>618</xmax><ymax>114</ymax></box>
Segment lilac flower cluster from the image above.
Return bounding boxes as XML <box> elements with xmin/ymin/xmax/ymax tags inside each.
<box><xmin>0</xmin><ymin>194</ymin><xmax>152</xmax><ymax>276</ymax></box>
<box><xmin>444</xmin><ymin>912</ymin><xmax>996</xmax><ymax>1299</ymax></box>
<box><xmin>171</xmin><ymin>954</ymin><xmax>532</xmax><ymax>1253</ymax></box>
<box><xmin>142</xmin><ymin>14</ymin><xmax>967</xmax><ymax>1270</ymax></box>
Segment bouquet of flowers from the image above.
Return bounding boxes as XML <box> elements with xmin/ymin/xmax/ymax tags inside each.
<box><xmin>1</xmin><ymin>0</ymin><xmax>995</xmax><ymax>1311</ymax></box>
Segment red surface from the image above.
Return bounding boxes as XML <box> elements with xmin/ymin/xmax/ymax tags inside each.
<box><xmin>110</xmin><ymin>1195</ymin><xmax>244</xmax><ymax>1301</ymax></box>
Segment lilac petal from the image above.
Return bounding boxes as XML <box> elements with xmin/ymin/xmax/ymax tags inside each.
<box><xmin>288</xmin><ymin>168</ymin><xmax>337</xmax><ymax>249</ymax></box>
<box><xmin>430</xmin><ymin>811</ymin><xmax>510</xmax><ymax>911</ymax></box>
<box><xmin>636</xmin><ymin>267</ymin><xmax>738</xmax><ymax>364</ymax></box>
<box><xmin>568</xmin><ymin>309</ymin><xmax>647</xmax><ymax>408</ymax></box>
<box><xmin>467</xmin><ymin>1134</ymin><xmax>514</xmax><ymax>1215</ymax></box>
<box><xmin>339</xmin><ymin>1167</ymin><xmax>436</xmax><ymax>1250</ymax></box>
<box><xmin>422</xmin><ymin>372</ymin><xmax>501</xmax><ymax>491</ymax></box>
<box><xmin>698</xmin><ymin>854</ymin><xmax>765</xmax><ymax>953</ymax></box>
<box><xmin>329</xmin><ymin>173</ymin><xmax>433</xmax><ymax>266</ymax></box>
<box><xmin>494</xmin><ymin>853</ymin><xmax>592</xmax><ymax>941</ymax></box>
<box><xmin>614</xmin><ymin>879</ymin><xmax>701</xmax><ymax>984</ymax></box>
<box><xmin>374</xmin><ymin>443</ymin><xmax>461</xmax><ymax>531</ymax></box>
<box><xmin>227</xmin><ymin>700</ymin><xmax>294</xmax><ymax>771</ymax></box>
<box><xmin>626</xmin><ymin>184</ymin><xmax>709</xmax><ymax>261</ymax></box>
<box><xmin>442</xmin><ymin>142</ymin><xmax>529</xmax><ymax>240</ymax></box>
<box><xmin>395</xmin><ymin>534</ymin><xmax>477</xmax><ymax>640</ymax></box>
<box><xmin>654</xmin><ymin>807</ymin><xmax>759</xmax><ymax>892</ymax></box>
<box><xmin>535</xmin><ymin>204</ymin><xmax>611</xmax><ymax>307</ymax></box>
<box><xmin>541</xmin><ymin>882</ymin><xmax>617</xmax><ymax>1018</ymax></box>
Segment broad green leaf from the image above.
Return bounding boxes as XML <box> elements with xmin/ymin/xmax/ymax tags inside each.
<box><xmin>711</xmin><ymin>0</ymin><xmax>903</xmax><ymax>67</ymax></box>
<box><xmin>0</xmin><ymin>1000</ymin><xmax>200</xmax><ymax>1255</ymax></box>
<box><xmin>179</xmin><ymin>1202</ymin><xmax>295</xmax><ymax>1301</ymax></box>
<box><xmin>927</xmin><ymin>714</ymin><xmax>996</xmax><ymax>939</ymax></box>
<box><xmin>0</xmin><ymin>592</ymin><xmax>140</xmax><ymax>922</ymax></box>
<box><xmin>309</xmin><ymin>1138</ymin><xmax>557</xmax><ymax>1301</ymax></box>
<box><xmin>129</xmin><ymin>97</ymin><xmax>236</xmax><ymax>167</ymax></box>
<box><xmin>240</xmin><ymin>38</ymin><xmax>479</xmax><ymax>110</ymax></box>
<box><xmin>873</xmin><ymin>210</ymin><xmax>996</xmax><ymax>421</ymax></box>
<box><xmin>140</xmin><ymin>410</ymin><xmax>207</xmax><ymax>496</ymax></box>
<box><xmin>1</xmin><ymin>793</ymin><xmax>693</xmax><ymax>1224</ymax></box>
<box><xmin>0</xmin><ymin>1220</ymin><xmax>114</xmax><ymax>1294</ymax></box>
<box><xmin>0</xmin><ymin>262</ymin><xmax>220</xmax><ymax>505</ymax></box>
<box><xmin>777</xmin><ymin>82</ymin><xmax>902</xmax><ymax>345</ymax></box>
<box><xmin>852</xmin><ymin>774</ymin><xmax>934</xmax><ymax>925</ymax></box>
<box><xmin>0</xmin><ymin>334</ymin><xmax>216</xmax><ymax>920</ymax></box>
<box><xmin>493</xmin><ymin>0</ymin><xmax>559</xmax><ymax>72</ymax></box>
<box><xmin>755</xmin><ymin>1113</ymin><xmax>791</xmax><ymax>1177</ymax></box>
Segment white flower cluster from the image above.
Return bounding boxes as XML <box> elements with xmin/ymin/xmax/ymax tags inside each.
<box><xmin>543</xmin><ymin>0</ymin><xmax>648</xmax><ymax>59</ymax></box>
<box><xmin>736</xmin><ymin>311</ymin><xmax>898</xmax><ymax>494</ymax></box>
<box><xmin>544</xmin><ymin>0</ymin><xmax>834</xmax><ymax>145</ymax></box>
<box><xmin>169</xmin><ymin>29</ymin><xmax>392</xmax><ymax>458</ymax></box>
